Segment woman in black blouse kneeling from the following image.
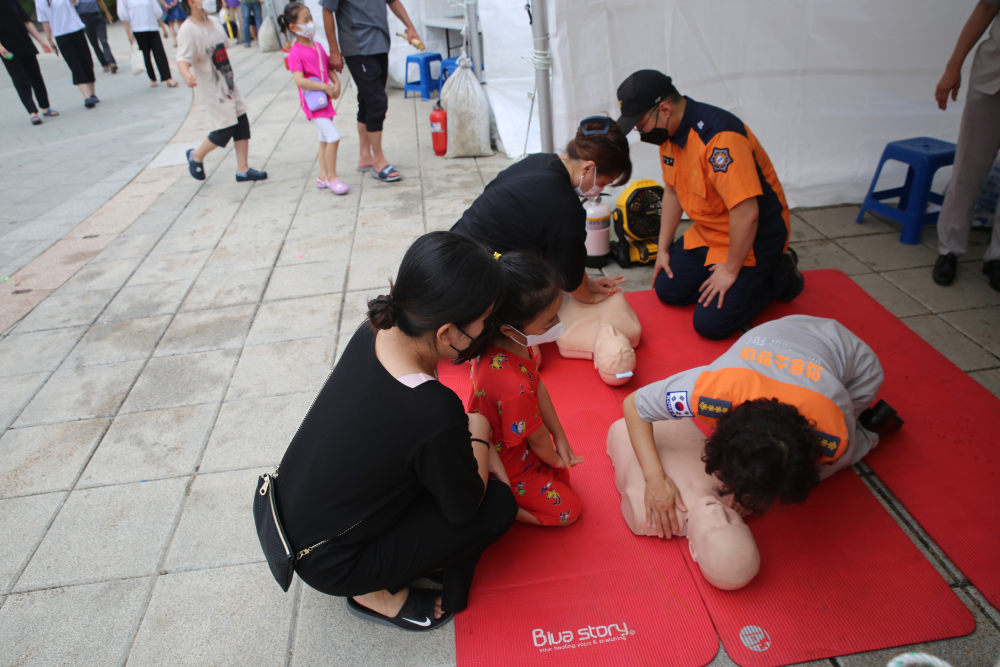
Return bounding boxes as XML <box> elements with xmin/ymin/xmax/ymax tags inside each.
<box><xmin>275</xmin><ymin>231</ymin><xmax>517</xmax><ymax>632</ymax></box>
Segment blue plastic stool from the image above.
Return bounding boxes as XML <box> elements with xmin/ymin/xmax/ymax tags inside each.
<box><xmin>439</xmin><ymin>57</ymin><xmax>460</xmax><ymax>89</ymax></box>
<box><xmin>403</xmin><ymin>52</ymin><xmax>442</xmax><ymax>100</ymax></box>
<box><xmin>856</xmin><ymin>137</ymin><xmax>956</xmax><ymax>245</ymax></box>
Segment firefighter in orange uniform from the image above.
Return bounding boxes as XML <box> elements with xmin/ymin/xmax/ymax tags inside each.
<box><xmin>615</xmin><ymin>70</ymin><xmax>804</xmax><ymax>340</ymax></box>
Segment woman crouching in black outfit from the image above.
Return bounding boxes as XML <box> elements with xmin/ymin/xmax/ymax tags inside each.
<box><xmin>275</xmin><ymin>231</ymin><xmax>517</xmax><ymax>631</ymax></box>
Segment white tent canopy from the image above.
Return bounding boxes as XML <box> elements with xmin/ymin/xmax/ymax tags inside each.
<box><xmin>320</xmin><ymin>0</ymin><xmax>975</xmax><ymax>208</ymax></box>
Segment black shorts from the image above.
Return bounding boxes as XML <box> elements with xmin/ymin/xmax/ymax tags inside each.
<box><xmin>208</xmin><ymin>113</ymin><xmax>251</xmax><ymax>147</ymax></box>
<box><xmin>344</xmin><ymin>53</ymin><xmax>389</xmax><ymax>133</ymax></box>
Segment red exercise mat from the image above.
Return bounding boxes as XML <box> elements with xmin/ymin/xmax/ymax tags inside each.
<box><xmin>438</xmin><ymin>347</ymin><xmax>719</xmax><ymax>667</ymax></box>
<box><xmin>753</xmin><ymin>269</ymin><xmax>1000</xmax><ymax>609</ymax></box>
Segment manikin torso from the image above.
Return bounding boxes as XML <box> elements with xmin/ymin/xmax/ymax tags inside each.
<box><xmin>557</xmin><ymin>292</ymin><xmax>641</xmax><ymax>385</ymax></box>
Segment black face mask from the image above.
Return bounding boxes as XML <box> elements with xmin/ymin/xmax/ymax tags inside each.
<box><xmin>450</xmin><ymin>321</ymin><xmax>493</xmax><ymax>362</ymax></box>
<box><xmin>638</xmin><ymin>106</ymin><xmax>672</xmax><ymax>146</ymax></box>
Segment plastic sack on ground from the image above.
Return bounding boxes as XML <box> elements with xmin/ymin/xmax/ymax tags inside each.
<box><xmin>259</xmin><ymin>16</ymin><xmax>280</xmax><ymax>52</ymax></box>
<box><xmin>971</xmin><ymin>158</ymin><xmax>1000</xmax><ymax>229</ymax></box>
<box><xmin>441</xmin><ymin>56</ymin><xmax>493</xmax><ymax>159</ymax></box>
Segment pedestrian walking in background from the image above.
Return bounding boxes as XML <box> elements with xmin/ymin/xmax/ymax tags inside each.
<box><xmin>119</xmin><ymin>0</ymin><xmax>178</xmax><ymax>87</ymax></box>
<box><xmin>74</xmin><ymin>0</ymin><xmax>117</xmax><ymax>72</ymax></box>
<box><xmin>241</xmin><ymin>0</ymin><xmax>261</xmax><ymax>46</ymax></box>
<box><xmin>0</xmin><ymin>0</ymin><xmax>59</xmax><ymax>124</ymax></box>
<box><xmin>279</xmin><ymin>2</ymin><xmax>347</xmax><ymax>194</ymax></box>
<box><xmin>179</xmin><ymin>0</ymin><xmax>268</xmax><ymax>182</ymax></box>
<box><xmin>161</xmin><ymin>0</ymin><xmax>186</xmax><ymax>47</ymax></box>
<box><xmin>35</xmin><ymin>0</ymin><xmax>100</xmax><ymax>108</ymax></box>
<box><xmin>223</xmin><ymin>0</ymin><xmax>242</xmax><ymax>41</ymax></box>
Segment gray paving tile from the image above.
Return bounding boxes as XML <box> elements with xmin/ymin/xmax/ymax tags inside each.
<box><xmin>837</xmin><ymin>589</ymin><xmax>995</xmax><ymax>666</ymax></box>
<box><xmin>15</xmin><ymin>477</ymin><xmax>188</xmax><ymax>590</ymax></box>
<box><xmin>883</xmin><ymin>267</ymin><xmax>1000</xmax><ymax>313</ymax></box>
<box><xmin>53</xmin><ymin>257</ymin><xmax>143</xmax><ymax>295</ymax></box>
<box><xmin>788</xmin><ymin>239</ymin><xmax>871</xmax><ymax>276</ymax></box>
<box><xmin>849</xmin><ymin>274</ymin><xmax>930</xmax><ymax>318</ymax></box>
<box><xmin>920</xmin><ymin>224</ymin><xmax>992</xmax><ymax>263</ymax></box>
<box><xmin>0</xmin><ymin>492</ymin><xmax>63</xmax><ymax>593</ymax></box>
<box><xmin>201</xmin><ymin>237</ymin><xmax>284</xmax><ymax>274</ymax></box>
<box><xmin>246</xmin><ymin>293</ymin><xmax>341</xmax><ymax>345</ymax></box>
<box><xmin>346</xmin><ymin>233</ymin><xmax>419</xmax><ymax>292</ymax></box>
<box><xmin>966</xmin><ymin>587</ymin><xmax>1000</xmax><ymax>628</ymax></box>
<box><xmin>78</xmin><ymin>404</ymin><xmax>218</xmax><ymax>487</ymax></box>
<box><xmin>795</xmin><ymin>206</ymin><xmax>894</xmax><ymax>238</ymax></box>
<box><xmin>227</xmin><ymin>337</ymin><xmax>335</xmax><ymax>401</ymax></box>
<box><xmin>13</xmin><ymin>288</ymin><xmax>117</xmax><ymax>333</ymax></box>
<box><xmin>0</xmin><ymin>326</ymin><xmax>86</xmax><ymax>377</ymax></box>
<box><xmin>154</xmin><ymin>304</ymin><xmax>256</xmax><ymax>357</ymax></box>
<box><xmin>423</xmin><ymin>194</ymin><xmax>474</xmax><ymax>233</ymax></box>
<box><xmin>164</xmin><ymin>468</ymin><xmax>266</xmax><ymax>571</ymax></box>
<box><xmin>89</xmin><ymin>232</ymin><xmax>162</xmax><ymax>263</ymax></box>
<box><xmin>787</xmin><ymin>213</ymin><xmax>825</xmax><ymax>243</ymax></box>
<box><xmin>0</xmin><ymin>372</ymin><xmax>47</xmax><ymax>429</ymax></box>
<box><xmin>276</xmin><ymin>234</ymin><xmax>353</xmax><ymax>267</ymax></box>
<box><xmin>101</xmin><ymin>280</ymin><xmax>191</xmax><ymax>322</ymax></box>
<box><xmin>153</xmin><ymin>222</ymin><xmax>229</xmax><ymax>254</ymax></box>
<box><xmin>942</xmin><ymin>306</ymin><xmax>1000</xmax><ymax>358</ymax></box>
<box><xmin>970</xmin><ymin>368</ymin><xmax>1000</xmax><ymax>399</ymax></box>
<box><xmin>127</xmin><ymin>563</ymin><xmax>296</xmax><ymax>667</ymax></box>
<box><xmin>0</xmin><ymin>577</ymin><xmax>151</xmax><ymax>667</ymax></box>
<box><xmin>835</xmin><ymin>232</ymin><xmax>939</xmax><ymax>272</ymax></box>
<box><xmin>14</xmin><ymin>361</ymin><xmax>143</xmax><ymax>427</ymax></box>
<box><xmin>292</xmin><ymin>584</ymin><xmax>456</xmax><ymax>667</ymax></box>
<box><xmin>64</xmin><ymin>315</ymin><xmax>171</xmax><ymax>367</ymax></box>
<box><xmin>127</xmin><ymin>249</ymin><xmax>211</xmax><ymax>287</ymax></box>
<box><xmin>120</xmin><ymin>348</ymin><xmax>240</xmax><ymax>413</ymax></box>
<box><xmin>0</xmin><ymin>419</ymin><xmax>108</xmax><ymax>499</ymax></box>
<box><xmin>902</xmin><ymin>315</ymin><xmax>998</xmax><ymax>372</ymax></box>
<box><xmin>200</xmin><ymin>393</ymin><xmax>313</xmax><ymax>472</ymax></box>
<box><xmin>181</xmin><ymin>267</ymin><xmax>272</xmax><ymax>311</ymax></box>
<box><xmin>264</xmin><ymin>261</ymin><xmax>348</xmax><ymax>301</ymax></box>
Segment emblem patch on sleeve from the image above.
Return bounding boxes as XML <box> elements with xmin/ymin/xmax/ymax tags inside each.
<box><xmin>710</xmin><ymin>147</ymin><xmax>733</xmax><ymax>173</ymax></box>
<box><xmin>662</xmin><ymin>156</ymin><xmax>674</xmax><ymax>166</ymax></box>
<box><xmin>666</xmin><ymin>391</ymin><xmax>693</xmax><ymax>418</ymax></box>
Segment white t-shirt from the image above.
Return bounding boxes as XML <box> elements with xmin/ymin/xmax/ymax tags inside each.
<box><xmin>35</xmin><ymin>0</ymin><xmax>85</xmax><ymax>37</ymax></box>
<box><xmin>117</xmin><ymin>0</ymin><xmax>164</xmax><ymax>33</ymax></box>
<box><xmin>970</xmin><ymin>0</ymin><xmax>1000</xmax><ymax>95</ymax></box>
<box><xmin>176</xmin><ymin>16</ymin><xmax>249</xmax><ymax>131</ymax></box>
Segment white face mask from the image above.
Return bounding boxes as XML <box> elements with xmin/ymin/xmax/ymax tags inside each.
<box><xmin>294</xmin><ymin>21</ymin><xmax>316</xmax><ymax>39</ymax></box>
<box><xmin>574</xmin><ymin>166</ymin><xmax>602</xmax><ymax>198</ymax></box>
<box><xmin>202</xmin><ymin>0</ymin><xmax>218</xmax><ymax>13</ymax></box>
<box><xmin>506</xmin><ymin>321</ymin><xmax>563</xmax><ymax>347</ymax></box>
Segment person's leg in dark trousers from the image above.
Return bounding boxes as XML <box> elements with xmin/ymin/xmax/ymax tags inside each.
<box><xmin>81</xmin><ymin>14</ymin><xmax>108</xmax><ymax>68</ymax></box>
<box><xmin>3</xmin><ymin>56</ymin><xmax>39</xmax><ymax>115</ymax></box>
<box><xmin>297</xmin><ymin>480</ymin><xmax>518</xmax><ymax>614</ymax></box>
<box><xmin>654</xmin><ymin>238</ymin><xmax>712</xmax><ymax>307</ymax></box>
<box><xmin>345</xmin><ymin>53</ymin><xmax>398</xmax><ymax>179</ymax></box>
<box><xmin>21</xmin><ymin>54</ymin><xmax>50</xmax><ymax>112</ymax></box>
<box><xmin>147</xmin><ymin>31</ymin><xmax>173</xmax><ymax>82</ymax></box>
<box><xmin>134</xmin><ymin>32</ymin><xmax>156</xmax><ymax>83</ymax></box>
<box><xmin>56</xmin><ymin>29</ymin><xmax>96</xmax><ymax>101</ymax></box>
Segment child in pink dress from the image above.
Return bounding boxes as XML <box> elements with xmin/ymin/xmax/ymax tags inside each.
<box><xmin>279</xmin><ymin>2</ymin><xmax>347</xmax><ymax>194</ymax></box>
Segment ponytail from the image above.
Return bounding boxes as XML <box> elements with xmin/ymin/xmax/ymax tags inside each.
<box><xmin>565</xmin><ymin>119</ymin><xmax>632</xmax><ymax>187</ymax></box>
<box><xmin>277</xmin><ymin>2</ymin><xmax>305</xmax><ymax>35</ymax></box>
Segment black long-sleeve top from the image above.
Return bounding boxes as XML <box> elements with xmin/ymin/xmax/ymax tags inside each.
<box><xmin>0</xmin><ymin>0</ymin><xmax>38</xmax><ymax>56</ymax></box>
<box><xmin>276</xmin><ymin>325</ymin><xmax>484</xmax><ymax>550</ymax></box>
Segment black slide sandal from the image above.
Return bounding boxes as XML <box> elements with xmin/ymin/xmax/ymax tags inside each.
<box><xmin>346</xmin><ymin>587</ymin><xmax>453</xmax><ymax>632</ymax></box>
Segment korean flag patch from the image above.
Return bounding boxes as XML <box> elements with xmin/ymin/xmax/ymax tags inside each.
<box><xmin>666</xmin><ymin>391</ymin><xmax>694</xmax><ymax>418</ymax></box>
<box><xmin>710</xmin><ymin>147</ymin><xmax>733</xmax><ymax>173</ymax></box>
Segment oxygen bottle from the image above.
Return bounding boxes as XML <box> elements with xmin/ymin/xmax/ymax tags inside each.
<box><xmin>583</xmin><ymin>196</ymin><xmax>612</xmax><ymax>268</ymax></box>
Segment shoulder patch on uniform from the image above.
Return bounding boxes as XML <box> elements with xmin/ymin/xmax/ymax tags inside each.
<box><xmin>666</xmin><ymin>391</ymin><xmax>693</xmax><ymax>418</ymax></box>
<box><xmin>710</xmin><ymin>147</ymin><xmax>733</xmax><ymax>173</ymax></box>
<box><xmin>697</xmin><ymin>396</ymin><xmax>732</xmax><ymax>417</ymax></box>
<box><xmin>809</xmin><ymin>429</ymin><xmax>841</xmax><ymax>458</ymax></box>
<box><xmin>662</xmin><ymin>156</ymin><xmax>674</xmax><ymax>166</ymax></box>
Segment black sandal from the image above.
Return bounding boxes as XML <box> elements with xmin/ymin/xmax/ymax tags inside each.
<box><xmin>346</xmin><ymin>587</ymin><xmax>453</xmax><ymax>632</ymax></box>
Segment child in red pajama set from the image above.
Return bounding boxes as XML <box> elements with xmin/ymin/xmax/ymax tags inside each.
<box><xmin>466</xmin><ymin>253</ymin><xmax>583</xmax><ymax>526</ymax></box>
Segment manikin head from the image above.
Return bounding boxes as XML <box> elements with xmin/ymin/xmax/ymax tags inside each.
<box><xmin>686</xmin><ymin>496</ymin><xmax>760</xmax><ymax>590</ymax></box>
<box><xmin>594</xmin><ymin>324</ymin><xmax>636</xmax><ymax>386</ymax></box>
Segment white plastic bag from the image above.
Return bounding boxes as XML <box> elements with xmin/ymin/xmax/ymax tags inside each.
<box><xmin>259</xmin><ymin>16</ymin><xmax>280</xmax><ymax>52</ymax></box>
<box><xmin>130</xmin><ymin>43</ymin><xmax>145</xmax><ymax>77</ymax></box>
<box><xmin>441</xmin><ymin>57</ymin><xmax>492</xmax><ymax>159</ymax></box>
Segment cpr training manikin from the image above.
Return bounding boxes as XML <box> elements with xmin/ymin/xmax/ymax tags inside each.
<box><xmin>606</xmin><ymin>418</ymin><xmax>761</xmax><ymax>590</ymax></box>
<box><xmin>556</xmin><ymin>292</ymin><xmax>642</xmax><ymax>385</ymax></box>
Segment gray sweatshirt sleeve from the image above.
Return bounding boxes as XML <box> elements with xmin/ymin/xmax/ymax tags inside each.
<box><xmin>633</xmin><ymin>368</ymin><xmax>704</xmax><ymax>422</ymax></box>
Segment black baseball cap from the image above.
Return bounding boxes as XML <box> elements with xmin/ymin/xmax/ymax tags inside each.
<box><xmin>616</xmin><ymin>70</ymin><xmax>677</xmax><ymax>134</ymax></box>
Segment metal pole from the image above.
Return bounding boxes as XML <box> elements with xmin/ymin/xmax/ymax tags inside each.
<box><xmin>466</xmin><ymin>0</ymin><xmax>484</xmax><ymax>83</ymax></box>
<box><xmin>529</xmin><ymin>0</ymin><xmax>553</xmax><ymax>152</ymax></box>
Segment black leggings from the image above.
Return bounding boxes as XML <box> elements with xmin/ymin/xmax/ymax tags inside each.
<box><xmin>134</xmin><ymin>31</ymin><xmax>172</xmax><ymax>82</ymax></box>
<box><xmin>2</xmin><ymin>52</ymin><xmax>50</xmax><ymax>114</ymax></box>
<box><xmin>55</xmin><ymin>29</ymin><xmax>95</xmax><ymax>85</ymax></box>
<box><xmin>295</xmin><ymin>480</ymin><xmax>518</xmax><ymax>613</ymax></box>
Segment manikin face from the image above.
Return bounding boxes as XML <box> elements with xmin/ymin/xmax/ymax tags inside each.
<box><xmin>686</xmin><ymin>496</ymin><xmax>760</xmax><ymax>590</ymax></box>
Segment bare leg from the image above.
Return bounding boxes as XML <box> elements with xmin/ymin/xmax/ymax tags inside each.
<box><xmin>316</xmin><ymin>142</ymin><xmax>329</xmax><ymax>182</ymax></box>
<box><xmin>353</xmin><ymin>587</ymin><xmax>445</xmax><ymax>620</ymax></box>
<box><xmin>325</xmin><ymin>140</ymin><xmax>340</xmax><ymax>180</ymax></box>
<box><xmin>233</xmin><ymin>138</ymin><xmax>250</xmax><ymax>173</ymax></box>
<box><xmin>357</xmin><ymin>121</ymin><xmax>373</xmax><ymax>169</ymax></box>
<box><xmin>358</xmin><ymin>126</ymin><xmax>398</xmax><ymax>178</ymax></box>
<box><xmin>192</xmin><ymin>137</ymin><xmax>219</xmax><ymax>163</ymax></box>
<box><xmin>159</xmin><ymin>19</ymin><xmax>169</xmax><ymax>39</ymax></box>
<box><xmin>168</xmin><ymin>21</ymin><xmax>179</xmax><ymax>47</ymax></box>
<box><xmin>76</xmin><ymin>82</ymin><xmax>96</xmax><ymax>98</ymax></box>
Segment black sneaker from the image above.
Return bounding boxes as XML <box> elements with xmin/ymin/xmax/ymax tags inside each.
<box><xmin>932</xmin><ymin>253</ymin><xmax>958</xmax><ymax>286</ymax></box>
<box><xmin>186</xmin><ymin>148</ymin><xmax>205</xmax><ymax>181</ymax></box>
<box><xmin>84</xmin><ymin>97</ymin><xmax>96</xmax><ymax>109</ymax></box>
<box><xmin>346</xmin><ymin>587</ymin><xmax>453</xmax><ymax>632</ymax></box>
<box><xmin>984</xmin><ymin>259</ymin><xmax>1000</xmax><ymax>293</ymax></box>
<box><xmin>89</xmin><ymin>95</ymin><xmax>100</xmax><ymax>104</ymax></box>
<box><xmin>236</xmin><ymin>168</ymin><xmax>267</xmax><ymax>182</ymax></box>
<box><xmin>777</xmin><ymin>247</ymin><xmax>805</xmax><ymax>302</ymax></box>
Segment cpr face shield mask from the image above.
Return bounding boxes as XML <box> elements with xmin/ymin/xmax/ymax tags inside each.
<box><xmin>638</xmin><ymin>106</ymin><xmax>671</xmax><ymax>146</ymax></box>
<box><xmin>506</xmin><ymin>321</ymin><xmax>563</xmax><ymax>347</ymax></box>
<box><xmin>450</xmin><ymin>321</ymin><xmax>492</xmax><ymax>362</ymax></box>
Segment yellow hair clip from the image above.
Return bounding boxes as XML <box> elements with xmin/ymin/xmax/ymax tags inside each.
<box><xmin>493</xmin><ymin>252</ymin><xmax>502</xmax><ymax>260</ymax></box>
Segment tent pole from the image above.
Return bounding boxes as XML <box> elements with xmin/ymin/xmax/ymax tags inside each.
<box><xmin>530</xmin><ymin>0</ymin><xmax>553</xmax><ymax>152</ymax></box>
<box><xmin>466</xmin><ymin>0</ymin><xmax>484</xmax><ymax>83</ymax></box>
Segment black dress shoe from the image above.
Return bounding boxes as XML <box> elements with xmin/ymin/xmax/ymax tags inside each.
<box><xmin>777</xmin><ymin>247</ymin><xmax>805</xmax><ymax>302</ymax></box>
<box><xmin>984</xmin><ymin>259</ymin><xmax>1000</xmax><ymax>293</ymax></box>
<box><xmin>932</xmin><ymin>253</ymin><xmax>958</xmax><ymax>286</ymax></box>
<box><xmin>859</xmin><ymin>399</ymin><xmax>904</xmax><ymax>436</ymax></box>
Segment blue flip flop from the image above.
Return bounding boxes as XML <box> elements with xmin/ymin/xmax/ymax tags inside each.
<box><xmin>371</xmin><ymin>164</ymin><xmax>401</xmax><ymax>182</ymax></box>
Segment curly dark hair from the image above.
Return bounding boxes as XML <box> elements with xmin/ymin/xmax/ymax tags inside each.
<box><xmin>702</xmin><ymin>398</ymin><xmax>822</xmax><ymax>514</ymax></box>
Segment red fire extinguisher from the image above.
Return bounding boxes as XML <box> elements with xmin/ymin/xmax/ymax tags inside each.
<box><xmin>431</xmin><ymin>103</ymin><xmax>447</xmax><ymax>157</ymax></box>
